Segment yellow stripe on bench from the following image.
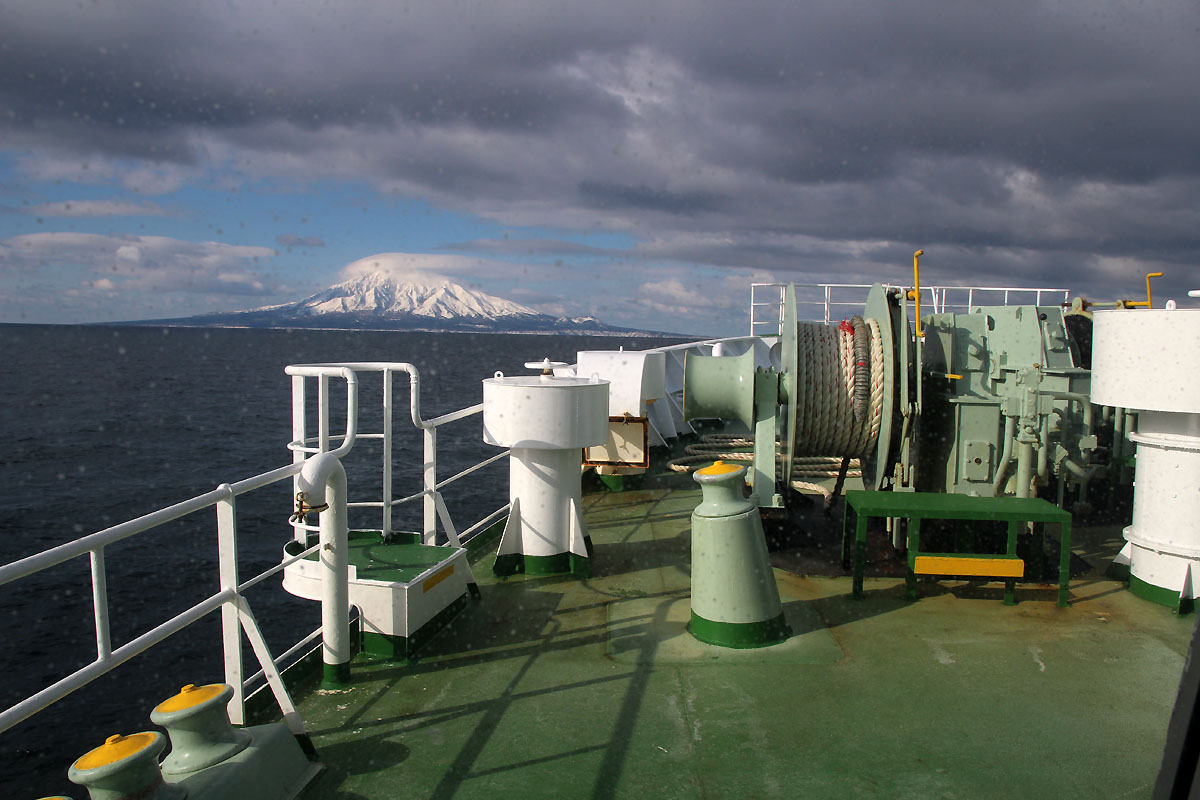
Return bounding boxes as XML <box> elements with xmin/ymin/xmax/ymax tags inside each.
<box><xmin>913</xmin><ymin>556</ymin><xmax>1025</xmax><ymax>578</ymax></box>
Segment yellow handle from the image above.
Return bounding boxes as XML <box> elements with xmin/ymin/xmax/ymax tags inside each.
<box><xmin>1125</xmin><ymin>271</ymin><xmax>1164</xmax><ymax>308</ymax></box>
<box><xmin>906</xmin><ymin>249</ymin><xmax>925</xmax><ymax>338</ymax></box>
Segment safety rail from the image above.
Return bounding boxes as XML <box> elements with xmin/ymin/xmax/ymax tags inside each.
<box><xmin>0</xmin><ymin>469</ymin><xmax>324</xmax><ymax>738</ymax></box>
<box><xmin>286</xmin><ymin>362</ymin><xmax>508</xmax><ymax>549</ymax></box>
<box><xmin>751</xmin><ymin>282</ymin><xmax>1072</xmax><ymax>335</ymax></box>
<box><xmin>0</xmin><ymin>371</ymin><xmax>366</xmax><ymax>740</ymax></box>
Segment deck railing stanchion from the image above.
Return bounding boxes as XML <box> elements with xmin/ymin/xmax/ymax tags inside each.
<box><xmin>89</xmin><ymin>548</ymin><xmax>110</xmax><ymax>660</ymax></box>
<box><xmin>291</xmin><ymin>375</ymin><xmax>307</xmax><ymax>544</ymax></box>
<box><xmin>216</xmin><ymin>485</ymin><xmax>245</xmax><ymax>724</ymax></box>
<box><xmin>318</xmin><ymin>374</ymin><xmax>330</xmax><ymax>452</ymax></box>
<box><xmin>424</xmin><ymin>427</ymin><xmax>437</xmax><ymax>544</ymax></box>
<box><xmin>382</xmin><ymin>370</ymin><xmax>393</xmax><ymax>539</ymax></box>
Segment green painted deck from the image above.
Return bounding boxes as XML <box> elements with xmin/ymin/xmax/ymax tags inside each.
<box><xmin>294</xmin><ymin>486</ymin><xmax>1194</xmax><ymax>799</ymax></box>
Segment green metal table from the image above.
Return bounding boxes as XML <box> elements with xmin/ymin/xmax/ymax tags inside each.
<box><xmin>842</xmin><ymin>490</ymin><xmax>1072</xmax><ymax>607</ymax></box>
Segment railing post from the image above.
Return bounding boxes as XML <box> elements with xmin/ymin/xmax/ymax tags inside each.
<box><xmin>291</xmin><ymin>375</ymin><xmax>307</xmax><ymax>544</ymax></box>
<box><xmin>318</xmin><ymin>374</ymin><xmax>330</xmax><ymax>452</ymax></box>
<box><xmin>424</xmin><ymin>427</ymin><xmax>437</xmax><ymax>545</ymax></box>
<box><xmin>216</xmin><ymin>486</ymin><xmax>244</xmax><ymax>724</ymax></box>
<box><xmin>89</xmin><ymin>548</ymin><xmax>111</xmax><ymax>661</ymax></box>
<box><xmin>382</xmin><ymin>370</ymin><xmax>393</xmax><ymax>539</ymax></box>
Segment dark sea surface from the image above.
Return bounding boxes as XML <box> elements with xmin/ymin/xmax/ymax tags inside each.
<box><xmin>0</xmin><ymin>323</ymin><xmax>685</xmax><ymax>798</ymax></box>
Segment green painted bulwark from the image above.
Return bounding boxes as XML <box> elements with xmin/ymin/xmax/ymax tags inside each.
<box><xmin>362</xmin><ymin>592</ymin><xmax>471</xmax><ymax>660</ymax></box>
<box><xmin>687</xmin><ymin>610</ymin><xmax>791</xmax><ymax>649</ymax></box>
<box><xmin>1129</xmin><ymin>575</ymin><xmax>1195</xmax><ymax>615</ymax></box>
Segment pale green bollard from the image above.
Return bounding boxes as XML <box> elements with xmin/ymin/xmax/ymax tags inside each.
<box><xmin>151</xmin><ymin>683</ymin><xmax>251</xmax><ymax>776</ymax></box>
<box><xmin>688</xmin><ymin>461</ymin><xmax>791</xmax><ymax>648</ymax></box>
<box><xmin>67</xmin><ymin>731</ymin><xmax>186</xmax><ymax>800</ymax></box>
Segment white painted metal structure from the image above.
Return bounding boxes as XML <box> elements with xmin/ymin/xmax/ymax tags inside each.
<box><xmin>0</xmin><ymin>360</ymin><xmax>513</xmax><ymax>738</ymax></box>
<box><xmin>484</xmin><ymin>369</ymin><xmax>609</xmax><ymax>564</ymax></box>
<box><xmin>750</xmin><ymin>282</ymin><xmax>1070</xmax><ymax>335</ymax></box>
<box><xmin>1093</xmin><ymin>308</ymin><xmax>1200</xmax><ymax>602</ymax></box>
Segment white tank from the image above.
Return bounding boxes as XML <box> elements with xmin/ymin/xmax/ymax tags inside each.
<box><xmin>1092</xmin><ymin>307</ymin><xmax>1200</xmax><ymax>605</ymax></box>
<box><xmin>483</xmin><ymin>366</ymin><xmax>609</xmax><ymax>575</ymax></box>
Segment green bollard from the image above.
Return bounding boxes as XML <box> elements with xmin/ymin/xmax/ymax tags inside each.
<box><xmin>688</xmin><ymin>461</ymin><xmax>791</xmax><ymax>648</ymax></box>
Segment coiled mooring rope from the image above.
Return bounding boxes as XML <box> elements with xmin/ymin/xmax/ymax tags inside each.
<box><xmin>666</xmin><ymin>318</ymin><xmax>885</xmax><ymax>499</ymax></box>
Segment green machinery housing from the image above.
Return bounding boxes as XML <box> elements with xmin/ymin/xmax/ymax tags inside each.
<box><xmin>683</xmin><ymin>283</ymin><xmax>1102</xmax><ymax>509</ymax></box>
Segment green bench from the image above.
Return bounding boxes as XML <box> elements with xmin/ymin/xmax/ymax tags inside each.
<box><xmin>842</xmin><ymin>490</ymin><xmax>1072</xmax><ymax>607</ymax></box>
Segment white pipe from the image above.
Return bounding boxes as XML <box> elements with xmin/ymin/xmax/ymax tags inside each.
<box><xmin>298</xmin><ymin>452</ymin><xmax>350</xmax><ymax>686</ymax></box>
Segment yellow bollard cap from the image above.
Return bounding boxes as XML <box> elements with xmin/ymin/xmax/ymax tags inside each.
<box><xmin>154</xmin><ymin>682</ymin><xmax>227</xmax><ymax>714</ymax></box>
<box><xmin>73</xmin><ymin>732</ymin><xmax>159</xmax><ymax>770</ymax></box>
<box><xmin>696</xmin><ymin>460</ymin><xmax>744</xmax><ymax>476</ymax></box>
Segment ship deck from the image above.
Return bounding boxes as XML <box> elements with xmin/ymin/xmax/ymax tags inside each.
<box><xmin>295</xmin><ymin>483</ymin><xmax>1193</xmax><ymax>799</ymax></box>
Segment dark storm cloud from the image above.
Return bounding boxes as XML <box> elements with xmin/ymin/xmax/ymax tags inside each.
<box><xmin>2</xmin><ymin>0</ymin><xmax>1198</xmax><ymax>300</ymax></box>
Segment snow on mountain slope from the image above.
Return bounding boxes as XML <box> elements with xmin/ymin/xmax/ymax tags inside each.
<box><xmin>285</xmin><ymin>272</ymin><xmax>541</xmax><ymax>319</ymax></box>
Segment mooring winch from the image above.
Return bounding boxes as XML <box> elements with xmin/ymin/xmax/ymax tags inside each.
<box><xmin>682</xmin><ymin>274</ymin><xmax>1100</xmax><ymax>512</ymax></box>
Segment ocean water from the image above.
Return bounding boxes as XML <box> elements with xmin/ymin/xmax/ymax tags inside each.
<box><xmin>0</xmin><ymin>323</ymin><xmax>684</xmax><ymax>798</ymax></box>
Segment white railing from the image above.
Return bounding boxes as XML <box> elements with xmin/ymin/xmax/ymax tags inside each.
<box><xmin>0</xmin><ymin>373</ymin><xmax>362</xmax><ymax>737</ymax></box>
<box><xmin>285</xmin><ymin>362</ymin><xmax>509</xmax><ymax>549</ymax></box>
<box><xmin>751</xmin><ymin>282</ymin><xmax>1072</xmax><ymax>334</ymax></box>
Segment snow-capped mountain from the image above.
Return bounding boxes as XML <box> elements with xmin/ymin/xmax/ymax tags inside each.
<box><xmin>271</xmin><ymin>271</ymin><xmax>543</xmax><ymax>321</ymax></box>
<box><xmin>121</xmin><ymin>272</ymin><xmax>672</xmax><ymax>335</ymax></box>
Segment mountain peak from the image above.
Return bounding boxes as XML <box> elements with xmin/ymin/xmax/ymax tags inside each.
<box><xmin>293</xmin><ymin>272</ymin><xmax>541</xmax><ymax>320</ymax></box>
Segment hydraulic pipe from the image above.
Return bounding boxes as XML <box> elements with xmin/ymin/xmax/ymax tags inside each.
<box><xmin>1038</xmin><ymin>418</ymin><xmax>1050</xmax><ymax>480</ymax></box>
<box><xmin>1016</xmin><ymin>439</ymin><xmax>1035</xmax><ymax>499</ymax></box>
<box><xmin>991</xmin><ymin>415</ymin><xmax>1017</xmax><ymax>496</ymax></box>
<box><xmin>1042</xmin><ymin>390</ymin><xmax>1094</xmax><ymax>435</ymax></box>
<box><xmin>1113</xmin><ymin>406</ymin><xmax>1126</xmax><ymax>462</ymax></box>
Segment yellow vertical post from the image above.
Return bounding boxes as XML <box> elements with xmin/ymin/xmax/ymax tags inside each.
<box><xmin>906</xmin><ymin>249</ymin><xmax>925</xmax><ymax>338</ymax></box>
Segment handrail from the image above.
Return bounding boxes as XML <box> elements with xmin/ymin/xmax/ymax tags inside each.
<box><xmin>287</xmin><ymin>362</ymin><xmax>508</xmax><ymax>547</ymax></box>
<box><xmin>0</xmin><ymin>458</ymin><xmax>317</xmax><ymax>736</ymax></box>
<box><xmin>751</xmin><ymin>282</ymin><xmax>1071</xmax><ymax>335</ymax></box>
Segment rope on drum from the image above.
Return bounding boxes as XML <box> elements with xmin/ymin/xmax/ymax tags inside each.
<box><xmin>667</xmin><ymin>317</ymin><xmax>885</xmax><ymax>501</ymax></box>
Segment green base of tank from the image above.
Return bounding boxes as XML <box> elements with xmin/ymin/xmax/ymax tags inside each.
<box><xmin>362</xmin><ymin>592</ymin><xmax>471</xmax><ymax>661</ymax></box>
<box><xmin>597</xmin><ymin>473</ymin><xmax>626</xmax><ymax>492</ymax></box>
<box><xmin>687</xmin><ymin>610</ymin><xmax>791</xmax><ymax>649</ymax></box>
<box><xmin>321</xmin><ymin>662</ymin><xmax>352</xmax><ymax>690</ymax></box>
<box><xmin>1129</xmin><ymin>575</ymin><xmax>1194</xmax><ymax>615</ymax></box>
<box><xmin>493</xmin><ymin>537</ymin><xmax>593</xmax><ymax>578</ymax></box>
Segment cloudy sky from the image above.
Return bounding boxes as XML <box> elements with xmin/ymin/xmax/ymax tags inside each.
<box><xmin>1</xmin><ymin>1</ymin><xmax>1197</xmax><ymax>335</ymax></box>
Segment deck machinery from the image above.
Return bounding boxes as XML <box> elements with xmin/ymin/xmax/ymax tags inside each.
<box><xmin>683</xmin><ymin>282</ymin><xmax>1099</xmax><ymax>510</ymax></box>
